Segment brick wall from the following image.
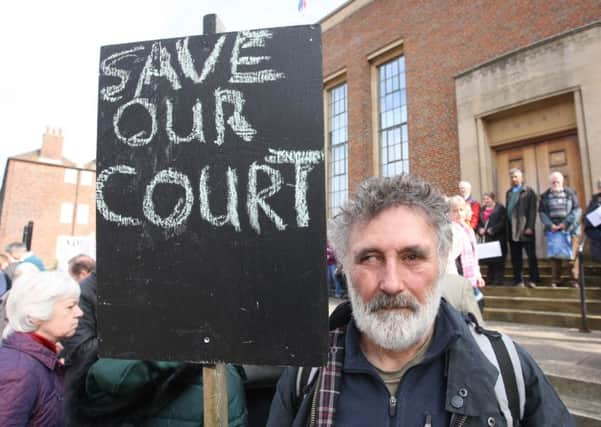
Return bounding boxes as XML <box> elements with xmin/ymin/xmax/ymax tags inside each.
<box><xmin>322</xmin><ymin>0</ymin><xmax>601</xmax><ymax>194</ymax></box>
<box><xmin>0</xmin><ymin>160</ymin><xmax>96</xmax><ymax>268</ymax></box>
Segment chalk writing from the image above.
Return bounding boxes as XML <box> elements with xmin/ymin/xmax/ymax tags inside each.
<box><xmin>100</xmin><ymin>46</ymin><xmax>145</xmax><ymax>102</ymax></box>
<box><xmin>264</xmin><ymin>149</ymin><xmax>324</xmax><ymax>227</ymax></box>
<box><xmin>135</xmin><ymin>42</ymin><xmax>181</xmax><ymax>98</ymax></box>
<box><xmin>199</xmin><ymin>166</ymin><xmax>241</xmax><ymax>231</ymax></box>
<box><xmin>176</xmin><ymin>36</ymin><xmax>226</xmax><ymax>84</ymax></box>
<box><xmin>230</xmin><ymin>30</ymin><xmax>286</xmax><ymax>84</ymax></box>
<box><xmin>165</xmin><ymin>98</ymin><xmax>205</xmax><ymax>144</ymax></box>
<box><xmin>142</xmin><ymin>168</ymin><xmax>194</xmax><ymax>228</ymax></box>
<box><xmin>113</xmin><ymin>98</ymin><xmax>157</xmax><ymax>146</ymax></box>
<box><xmin>214</xmin><ymin>88</ymin><xmax>256</xmax><ymax>145</ymax></box>
<box><xmin>96</xmin><ymin>165</ymin><xmax>142</xmax><ymax>226</ymax></box>
<box><xmin>247</xmin><ymin>163</ymin><xmax>286</xmax><ymax>234</ymax></box>
<box><xmin>98</xmin><ymin>27</ymin><xmax>322</xmax><ymax>235</ymax></box>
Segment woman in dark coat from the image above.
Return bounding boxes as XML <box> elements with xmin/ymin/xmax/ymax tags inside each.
<box><xmin>478</xmin><ymin>192</ymin><xmax>508</xmax><ymax>285</ymax></box>
<box><xmin>0</xmin><ymin>271</ymin><xmax>82</xmax><ymax>426</ymax></box>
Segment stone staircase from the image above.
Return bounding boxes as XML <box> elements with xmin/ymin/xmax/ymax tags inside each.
<box><xmin>491</xmin><ymin>322</ymin><xmax>601</xmax><ymax>427</ymax></box>
<box><xmin>482</xmin><ymin>260</ymin><xmax>601</xmax><ymax>330</ymax></box>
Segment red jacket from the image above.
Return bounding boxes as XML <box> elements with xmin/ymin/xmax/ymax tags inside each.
<box><xmin>466</xmin><ymin>196</ymin><xmax>481</xmax><ymax>230</ymax></box>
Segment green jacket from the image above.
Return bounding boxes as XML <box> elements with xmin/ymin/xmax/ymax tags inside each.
<box><xmin>85</xmin><ymin>359</ymin><xmax>248</xmax><ymax>426</ymax></box>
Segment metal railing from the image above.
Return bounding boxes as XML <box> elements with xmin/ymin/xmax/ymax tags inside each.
<box><xmin>578</xmin><ymin>237</ymin><xmax>590</xmax><ymax>333</ymax></box>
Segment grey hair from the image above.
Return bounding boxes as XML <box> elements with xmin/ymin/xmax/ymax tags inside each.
<box><xmin>509</xmin><ymin>168</ymin><xmax>523</xmax><ymax>176</ymax></box>
<box><xmin>458</xmin><ymin>180</ymin><xmax>472</xmax><ymax>190</ymax></box>
<box><xmin>3</xmin><ymin>271</ymin><xmax>80</xmax><ymax>339</ymax></box>
<box><xmin>549</xmin><ymin>171</ymin><xmax>564</xmax><ymax>181</ymax></box>
<box><xmin>328</xmin><ymin>174</ymin><xmax>452</xmax><ymax>269</ymax></box>
<box><xmin>5</xmin><ymin>241</ymin><xmax>26</xmax><ymax>256</ymax></box>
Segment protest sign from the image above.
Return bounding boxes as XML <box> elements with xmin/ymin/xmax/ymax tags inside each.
<box><xmin>96</xmin><ymin>25</ymin><xmax>327</xmax><ymax>365</ymax></box>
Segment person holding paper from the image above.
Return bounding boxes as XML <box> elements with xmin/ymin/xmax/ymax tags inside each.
<box><xmin>505</xmin><ymin>168</ymin><xmax>540</xmax><ymax>288</ymax></box>
<box><xmin>585</xmin><ymin>178</ymin><xmax>601</xmax><ymax>262</ymax></box>
<box><xmin>539</xmin><ymin>172</ymin><xmax>581</xmax><ymax>287</ymax></box>
<box><xmin>478</xmin><ymin>192</ymin><xmax>508</xmax><ymax>285</ymax></box>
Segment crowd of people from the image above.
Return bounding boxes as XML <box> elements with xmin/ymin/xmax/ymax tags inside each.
<box><xmin>1</xmin><ymin>172</ymin><xmax>601</xmax><ymax>426</ymax></box>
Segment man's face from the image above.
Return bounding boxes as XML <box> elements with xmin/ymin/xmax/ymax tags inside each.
<box><xmin>458</xmin><ymin>183</ymin><xmax>469</xmax><ymax>198</ymax></box>
<box><xmin>510</xmin><ymin>172</ymin><xmax>523</xmax><ymax>187</ymax></box>
<box><xmin>550</xmin><ymin>174</ymin><xmax>564</xmax><ymax>192</ymax></box>
<box><xmin>345</xmin><ymin>206</ymin><xmax>441</xmax><ymax>351</ymax></box>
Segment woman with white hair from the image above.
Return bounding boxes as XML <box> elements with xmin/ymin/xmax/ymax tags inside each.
<box><xmin>0</xmin><ymin>271</ymin><xmax>82</xmax><ymax>426</ymax></box>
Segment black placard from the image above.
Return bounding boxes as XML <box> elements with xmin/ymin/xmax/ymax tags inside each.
<box><xmin>96</xmin><ymin>25</ymin><xmax>327</xmax><ymax>365</ymax></box>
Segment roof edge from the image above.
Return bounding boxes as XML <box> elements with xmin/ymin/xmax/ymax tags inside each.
<box><xmin>455</xmin><ymin>20</ymin><xmax>601</xmax><ymax>80</ymax></box>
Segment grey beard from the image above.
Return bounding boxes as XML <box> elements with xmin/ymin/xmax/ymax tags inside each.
<box><xmin>348</xmin><ymin>276</ymin><xmax>442</xmax><ymax>352</ymax></box>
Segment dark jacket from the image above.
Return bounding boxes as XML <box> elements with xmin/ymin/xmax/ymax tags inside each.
<box><xmin>61</xmin><ymin>273</ymin><xmax>98</xmax><ymax>425</ymax></box>
<box><xmin>585</xmin><ymin>192</ymin><xmax>601</xmax><ymax>261</ymax></box>
<box><xmin>267</xmin><ymin>301</ymin><xmax>573</xmax><ymax>427</ymax></box>
<box><xmin>539</xmin><ymin>187</ymin><xmax>581</xmax><ymax>235</ymax></box>
<box><xmin>0</xmin><ymin>332</ymin><xmax>65</xmax><ymax>426</ymax></box>
<box><xmin>478</xmin><ymin>202</ymin><xmax>508</xmax><ymax>260</ymax></box>
<box><xmin>77</xmin><ymin>359</ymin><xmax>248</xmax><ymax>426</ymax></box>
<box><xmin>506</xmin><ymin>185</ymin><xmax>538</xmax><ymax>242</ymax></box>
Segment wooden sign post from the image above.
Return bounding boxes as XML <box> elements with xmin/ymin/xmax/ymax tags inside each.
<box><xmin>202</xmin><ymin>16</ymin><xmax>229</xmax><ymax>427</ymax></box>
<box><xmin>96</xmin><ymin>16</ymin><xmax>328</xmax><ymax>425</ymax></box>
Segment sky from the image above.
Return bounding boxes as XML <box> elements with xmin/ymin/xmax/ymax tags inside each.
<box><xmin>0</xmin><ymin>0</ymin><xmax>347</xmax><ymax>179</ymax></box>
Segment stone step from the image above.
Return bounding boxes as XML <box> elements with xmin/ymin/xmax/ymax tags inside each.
<box><xmin>562</xmin><ymin>396</ymin><xmax>601</xmax><ymax>427</ymax></box>
<box><xmin>547</xmin><ymin>373</ymin><xmax>601</xmax><ymax>405</ymax></box>
<box><xmin>483</xmin><ymin>286</ymin><xmax>601</xmax><ymax>299</ymax></box>
<box><xmin>484</xmin><ymin>308</ymin><xmax>601</xmax><ymax>330</ymax></box>
<box><xmin>487</xmin><ymin>322</ymin><xmax>601</xmax><ymax>425</ymax></box>
<box><xmin>485</xmin><ymin>296</ymin><xmax>601</xmax><ymax>315</ymax></box>
<box><xmin>548</xmin><ymin>363</ymin><xmax>601</xmax><ymax>426</ymax></box>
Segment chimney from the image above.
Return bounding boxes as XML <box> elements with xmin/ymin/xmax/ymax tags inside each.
<box><xmin>40</xmin><ymin>127</ymin><xmax>64</xmax><ymax>160</ymax></box>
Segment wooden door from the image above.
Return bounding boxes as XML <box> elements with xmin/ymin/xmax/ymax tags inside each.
<box><xmin>495</xmin><ymin>134</ymin><xmax>584</xmax><ymax>256</ymax></box>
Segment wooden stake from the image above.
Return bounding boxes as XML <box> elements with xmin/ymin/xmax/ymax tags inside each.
<box><xmin>203</xmin><ymin>363</ymin><xmax>228</xmax><ymax>427</ymax></box>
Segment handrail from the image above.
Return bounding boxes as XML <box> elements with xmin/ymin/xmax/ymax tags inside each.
<box><xmin>578</xmin><ymin>236</ymin><xmax>590</xmax><ymax>333</ymax></box>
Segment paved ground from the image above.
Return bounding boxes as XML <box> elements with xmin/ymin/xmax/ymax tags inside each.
<box><xmin>488</xmin><ymin>320</ymin><xmax>601</xmax><ymax>383</ymax></box>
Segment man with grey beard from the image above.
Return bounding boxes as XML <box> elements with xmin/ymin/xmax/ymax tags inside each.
<box><xmin>267</xmin><ymin>174</ymin><xmax>572</xmax><ymax>427</ymax></box>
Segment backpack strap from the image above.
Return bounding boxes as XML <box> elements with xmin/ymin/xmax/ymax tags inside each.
<box><xmin>468</xmin><ymin>322</ymin><xmax>525</xmax><ymax>427</ymax></box>
<box><xmin>295</xmin><ymin>366</ymin><xmax>320</xmax><ymax>402</ymax></box>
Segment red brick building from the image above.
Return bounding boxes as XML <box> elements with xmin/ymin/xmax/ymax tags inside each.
<box><xmin>320</xmin><ymin>0</ymin><xmax>601</xmax><ymax>225</ymax></box>
<box><xmin>0</xmin><ymin>128</ymin><xmax>96</xmax><ymax>268</ymax></box>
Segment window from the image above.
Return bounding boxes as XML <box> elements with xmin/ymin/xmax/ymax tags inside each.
<box><xmin>60</xmin><ymin>202</ymin><xmax>74</xmax><ymax>224</ymax></box>
<box><xmin>64</xmin><ymin>168</ymin><xmax>78</xmax><ymax>184</ymax></box>
<box><xmin>327</xmin><ymin>83</ymin><xmax>348</xmax><ymax>216</ymax></box>
<box><xmin>80</xmin><ymin>171</ymin><xmax>94</xmax><ymax>186</ymax></box>
<box><xmin>378</xmin><ymin>56</ymin><xmax>408</xmax><ymax>176</ymax></box>
<box><xmin>76</xmin><ymin>204</ymin><xmax>89</xmax><ymax>225</ymax></box>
